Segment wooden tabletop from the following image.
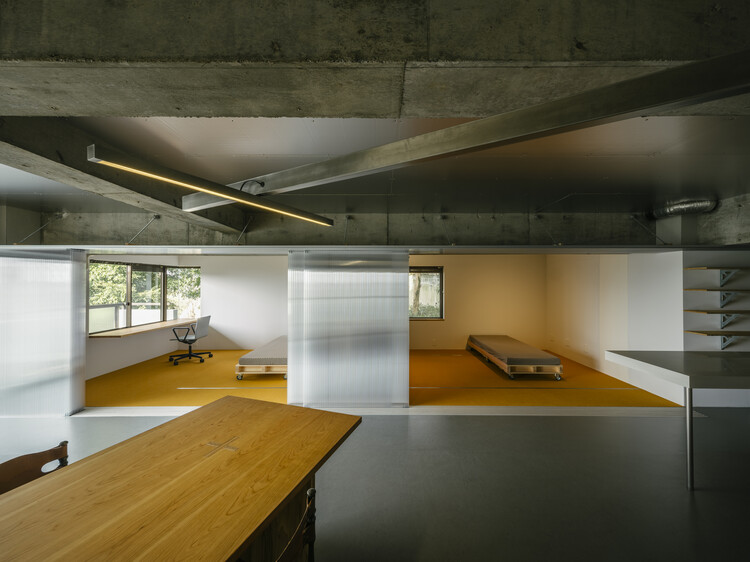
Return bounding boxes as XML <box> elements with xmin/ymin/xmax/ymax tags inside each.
<box><xmin>0</xmin><ymin>396</ymin><xmax>361</xmax><ymax>561</ymax></box>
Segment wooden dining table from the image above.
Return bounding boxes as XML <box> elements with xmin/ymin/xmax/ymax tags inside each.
<box><xmin>0</xmin><ymin>396</ymin><xmax>361</xmax><ymax>561</ymax></box>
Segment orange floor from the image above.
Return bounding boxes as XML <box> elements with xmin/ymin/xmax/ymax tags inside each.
<box><xmin>86</xmin><ymin>348</ymin><xmax>678</xmax><ymax>408</ymax></box>
<box><xmin>409</xmin><ymin>350</ymin><xmax>677</xmax><ymax>406</ymax></box>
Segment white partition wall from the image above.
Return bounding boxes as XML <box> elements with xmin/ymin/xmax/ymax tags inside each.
<box><xmin>288</xmin><ymin>250</ymin><xmax>409</xmax><ymax>407</ymax></box>
<box><xmin>0</xmin><ymin>250</ymin><xmax>86</xmax><ymax>416</ymax></box>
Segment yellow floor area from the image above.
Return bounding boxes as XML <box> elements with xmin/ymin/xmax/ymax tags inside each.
<box><xmin>409</xmin><ymin>350</ymin><xmax>677</xmax><ymax>407</ymax></box>
<box><xmin>85</xmin><ymin>349</ymin><xmax>678</xmax><ymax>408</ymax></box>
<box><xmin>85</xmin><ymin>350</ymin><xmax>287</xmax><ymax>407</ymax></box>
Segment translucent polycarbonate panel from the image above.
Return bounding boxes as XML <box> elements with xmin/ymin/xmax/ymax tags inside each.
<box><xmin>288</xmin><ymin>250</ymin><xmax>409</xmax><ymax>407</ymax></box>
<box><xmin>0</xmin><ymin>251</ymin><xmax>83</xmax><ymax>416</ymax></box>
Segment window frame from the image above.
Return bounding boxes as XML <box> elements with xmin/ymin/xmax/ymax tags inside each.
<box><xmin>408</xmin><ymin>266</ymin><xmax>444</xmax><ymax>320</ymax></box>
<box><xmin>87</xmin><ymin>260</ymin><xmax>199</xmax><ymax>334</ymax></box>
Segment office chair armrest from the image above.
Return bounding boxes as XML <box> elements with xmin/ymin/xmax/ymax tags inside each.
<box><xmin>172</xmin><ymin>326</ymin><xmax>191</xmax><ymax>342</ymax></box>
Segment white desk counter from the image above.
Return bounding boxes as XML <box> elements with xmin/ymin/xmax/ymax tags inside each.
<box><xmin>606</xmin><ymin>350</ymin><xmax>750</xmax><ymax>490</ymax></box>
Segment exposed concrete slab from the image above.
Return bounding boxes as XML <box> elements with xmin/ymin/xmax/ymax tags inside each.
<box><xmin>697</xmin><ymin>194</ymin><xmax>750</xmax><ymax>245</ymax></box>
<box><xmin>428</xmin><ymin>0</ymin><xmax>749</xmax><ymax>62</ymax></box>
<box><xmin>1</xmin><ymin>1</ymin><xmax>747</xmax><ymax>63</ymax></box>
<box><xmin>0</xmin><ymin>117</ymin><xmax>245</xmax><ymax>234</ymax></box>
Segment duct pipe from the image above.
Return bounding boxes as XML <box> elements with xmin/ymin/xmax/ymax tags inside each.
<box><xmin>650</xmin><ymin>199</ymin><xmax>717</xmax><ymax>219</ymax></box>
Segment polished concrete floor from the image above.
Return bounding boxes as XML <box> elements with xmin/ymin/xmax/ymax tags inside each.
<box><xmin>2</xmin><ymin>408</ymin><xmax>749</xmax><ymax>561</ymax></box>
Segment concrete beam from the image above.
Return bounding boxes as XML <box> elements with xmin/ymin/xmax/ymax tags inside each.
<box><xmin>0</xmin><ymin>117</ymin><xmax>246</xmax><ymax>234</ymax></box>
<box><xmin>39</xmin><ymin>206</ymin><xmax>745</xmax><ymax>248</ymax></box>
<box><xmin>2</xmin><ymin>61</ymin><xmax>749</xmax><ymax>119</ymax></box>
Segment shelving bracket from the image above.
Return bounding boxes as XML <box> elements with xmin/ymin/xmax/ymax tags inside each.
<box><xmin>719</xmin><ymin>291</ymin><xmax>737</xmax><ymax>308</ymax></box>
<box><xmin>720</xmin><ymin>313</ymin><xmax>739</xmax><ymax>329</ymax></box>
<box><xmin>719</xmin><ymin>269</ymin><xmax>739</xmax><ymax>287</ymax></box>
<box><xmin>721</xmin><ymin>335</ymin><xmax>738</xmax><ymax>350</ymax></box>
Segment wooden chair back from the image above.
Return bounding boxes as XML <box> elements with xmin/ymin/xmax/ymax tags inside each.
<box><xmin>0</xmin><ymin>441</ymin><xmax>69</xmax><ymax>495</ymax></box>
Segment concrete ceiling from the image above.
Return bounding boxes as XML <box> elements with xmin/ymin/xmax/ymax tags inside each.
<box><xmin>2</xmin><ymin>112</ymin><xmax>748</xmax><ymax>217</ymax></box>
<box><xmin>1</xmin><ymin>1</ymin><xmax>749</xmax><ymax>248</ymax></box>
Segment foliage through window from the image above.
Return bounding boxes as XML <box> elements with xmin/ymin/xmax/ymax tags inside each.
<box><xmin>409</xmin><ymin>266</ymin><xmax>443</xmax><ymax>319</ymax></box>
<box><xmin>88</xmin><ymin>260</ymin><xmax>200</xmax><ymax>333</ymax></box>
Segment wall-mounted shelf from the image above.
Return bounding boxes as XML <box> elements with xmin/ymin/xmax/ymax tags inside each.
<box><xmin>684</xmin><ymin>309</ymin><xmax>750</xmax><ymax>328</ymax></box>
<box><xmin>685</xmin><ymin>330</ymin><xmax>750</xmax><ymax>350</ymax></box>
<box><xmin>684</xmin><ymin>289</ymin><xmax>750</xmax><ymax>307</ymax></box>
<box><xmin>684</xmin><ymin>267</ymin><xmax>750</xmax><ymax>287</ymax></box>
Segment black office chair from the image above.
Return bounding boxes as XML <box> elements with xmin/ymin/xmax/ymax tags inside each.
<box><xmin>169</xmin><ymin>315</ymin><xmax>214</xmax><ymax>365</ymax></box>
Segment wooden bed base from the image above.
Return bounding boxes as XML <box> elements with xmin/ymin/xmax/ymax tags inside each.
<box><xmin>235</xmin><ymin>364</ymin><xmax>288</xmax><ymax>380</ymax></box>
<box><xmin>467</xmin><ymin>340</ymin><xmax>563</xmax><ymax>381</ymax></box>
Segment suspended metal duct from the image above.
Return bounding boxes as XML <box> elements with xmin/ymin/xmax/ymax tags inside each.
<box><xmin>650</xmin><ymin>199</ymin><xmax>717</xmax><ymax>219</ymax></box>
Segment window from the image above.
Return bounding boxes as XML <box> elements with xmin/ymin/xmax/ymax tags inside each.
<box><xmin>88</xmin><ymin>261</ymin><xmax>200</xmax><ymax>334</ymax></box>
<box><xmin>166</xmin><ymin>267</ymin><xmax>201</xmax><ymax>319</ymax></box>
<box><xmin>409</xmin><ymin>266</ymin><xmax>443</xmax><ymax>319</ymax></box>
<box><xmin>131</xmin><ymin>265</ymin><xmax>163</xmax><ymax>326</ymax></box>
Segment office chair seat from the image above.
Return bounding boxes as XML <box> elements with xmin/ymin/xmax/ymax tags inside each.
<box><xmin>169</xmin><ymin>315</ymin><xmax>214</xmax><ymax>365</ymax></box>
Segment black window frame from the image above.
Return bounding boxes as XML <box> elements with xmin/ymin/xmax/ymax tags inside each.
<box><xmin>87</xmin><ymin>260</ymin><xmax>200</xmax><ymax>334</ymax></box>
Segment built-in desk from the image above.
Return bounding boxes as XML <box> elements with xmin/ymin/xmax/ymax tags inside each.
<box><xmin>0</xmin><ymin>396</ymin><xmax>361</xmax><ymax>560</ymax></box>
<box><xmin>605</xmin><ymin>350</ymin><xmax>750</xmax><ymax>490</ymax></box>
<box><xmin>89</xmin><ymin>318</ymin><xmax>196</xmax><ymax>338</ymax></box>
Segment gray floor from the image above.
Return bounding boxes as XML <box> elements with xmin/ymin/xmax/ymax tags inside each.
<box><xmin>2</xmin><ymin>408</ymin><xmax>749</xmax><ymax>561</ymax></box>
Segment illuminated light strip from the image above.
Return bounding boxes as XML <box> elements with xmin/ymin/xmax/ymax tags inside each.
<box><xmin>88</xmin><ymin>146</ymin><xmax>333</xmax><ymax>227</ymax></box>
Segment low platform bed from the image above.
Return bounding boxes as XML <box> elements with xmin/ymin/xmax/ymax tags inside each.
<box><xmin>467</xmin><ymin>335</ymin><xmax>563</xmax><ymax>380</ymax></box>
<box><xmin>236</xmin><ymin>336</ymin><xmax>288</xmax><ymax>380</ymax></box>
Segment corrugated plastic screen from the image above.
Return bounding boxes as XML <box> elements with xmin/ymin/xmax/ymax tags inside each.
<box><xmin>0</xmin><ymin>250</ymin><xmax>84</xmax><ymax>416</ymax></box>
<box><xmin>288</xmin><ymin>250</ymin><xmax>409</xmax><ymax>407</ymax></box>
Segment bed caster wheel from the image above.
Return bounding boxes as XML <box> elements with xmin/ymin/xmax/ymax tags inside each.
<box><xmin>237</xmin><ymin>375</ymin><xmax>243</xmax><ymax>380</ymax></box>
<box><xmin>555</xmin><ymin>375</ymin><xmax>561</xmax><ymax>381</ymax></box>
<box><xmin>508</xmin><ymin>374</ymin><xmax>515</xmax><ymax>380</ymax></box>
<box><xmin>200</xmin><ymin>358</ymin><xmax>204</xmax><ymax>363</ymax></box>
<box><xmin>209</xmin><ymin>353</ymin><xmax>213</xmax><ymax>358</ymax></box>
<box><xmin>173</xmin><ymin>361</ymin><xmax>178</xmax><ymax>366</ymax></box>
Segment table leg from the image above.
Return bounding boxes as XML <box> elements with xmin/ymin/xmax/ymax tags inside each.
<box><xmin>685</xmin><ymin>387</ymin><xmax>694</xmax><ymax>490</ymax></box>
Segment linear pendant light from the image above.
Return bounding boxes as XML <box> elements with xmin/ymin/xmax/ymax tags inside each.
<box><xmin>86</xmin><ymin>144</ymin><xmax>333</xmax><ymax>227</ymax></box>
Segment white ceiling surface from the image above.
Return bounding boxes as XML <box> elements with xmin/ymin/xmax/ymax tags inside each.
<box><xmin>1</xmin><ymin>114</ymin><xmax>749</xmax><ymax>215</ymax></box>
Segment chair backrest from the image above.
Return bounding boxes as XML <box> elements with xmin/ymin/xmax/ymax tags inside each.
<box><xmin>193</xmin><ymin>315</ymin><xmax>211</xmax><ymax>339</ymax></box>
<box><xmin>0</xmin><ymin>441</ymin><xmax>69</xmax><ymax>495</ymax></box>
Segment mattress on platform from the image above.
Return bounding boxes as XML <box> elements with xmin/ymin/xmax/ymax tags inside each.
<box><xmin>467</xmin><ymin>335</ymin><xmax>560</xmax><ymax>365</ymax></box>
<box><xmin>238</xmin><ymin>336</ymin><xmax>288</xmax><ymax>365</ymax></box>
